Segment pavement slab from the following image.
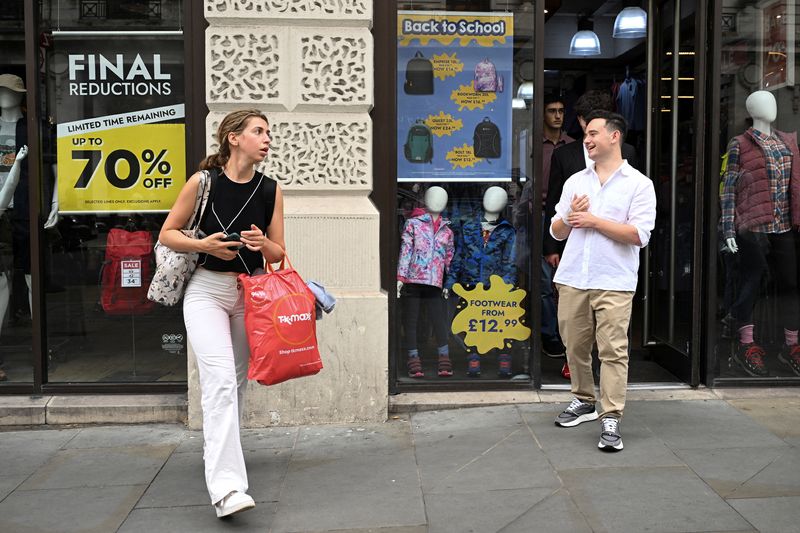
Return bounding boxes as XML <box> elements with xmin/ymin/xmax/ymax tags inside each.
<box><xmin>62</xmin><ymin>424</ymin><xmax>186</xmax><ymax>449</ymax></box>
<box><xmin>0</xmin><ymin>428</ymin><xmax>80</xmax><ymax>477</ymax></box>
<box><xmin>174</xmin><ymin>426</ymin><xmax>300</xmax><ymax>453</ymax></box>
<box><xmin>423</xmin><ymin>487</ymin><xmax>556</xmax><ymax>533</ymax></box>
<box><xmin>500</xmin><ymin>488</ymin><xmax>594</xmax><ymax>533</ymax></box>
<box><xmin>119</xmin><ymin>503</ymin><xmax>278</xmax><ymax>533</ymax></box>
<box><xmin>0</xmin><ymin>484</ymin><xmax>147</xmax><ymax>533</ymax></box>
<box><xmin>18</xmin><ymin>445</ymin><xmax>174</xmax><ymax>490</ymax></box>
<box><xmin>728</xmin><ymin>397</ymin><xmax>800</xmax><ymax>441</ymax></box>
<box><xmin>560</xmin><ymin>466</ymin><xmax>754</xmax><ymax>533</ymax></box>
<box><xmin>293</xmin><ymin>422</ymin><xmax>411</xmax><ymax>460</ymax></box>
<box><xmin>727</xmin><ymin>496</ymin><xmax>800</xmax><ymax>533</ymax></box>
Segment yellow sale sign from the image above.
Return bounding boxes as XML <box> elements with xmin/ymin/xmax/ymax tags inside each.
<box><xmin>56</xmin><ymin>107</ymin><xmax>185</xmax><ymax>213</ymax></box>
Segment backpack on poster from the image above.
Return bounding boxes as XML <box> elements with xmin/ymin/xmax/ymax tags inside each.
<box><xmin>404</xmin><ymin>51</ymin><xmax>434</xmax><ymax>95</ymax></box>
<box><xmin>404</xmin><ymin>120</ymin><xmax>434</xmax><ymax>163</ymax></box>
<box><xmin>474</xmin><ymin>58</ymin><xmax>504</xmax><ymax>93</ymax></box>
<box><xmin>473</xmin><ymin>117</ymin><xmax>501</xmax><ymax>159</ymax></box>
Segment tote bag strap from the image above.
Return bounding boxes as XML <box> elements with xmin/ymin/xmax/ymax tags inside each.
<box><xmin>266</xmin><ymin>254</ymin><xmax>294</xmax><ymax>273</ymax></box>
<box><xmin>187</xmin><ymin>168</ymin><xmax>218</xmax><ymax>231</ymax></box>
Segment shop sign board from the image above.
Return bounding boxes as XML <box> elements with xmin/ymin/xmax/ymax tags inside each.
<box><xmin>54</xmin><ymin>32</ymin><xmax>185</xmax><ymax>213</ymax></box>
<box><xmin>397</xmin><ymin>11</ymin><xmax>513</xmax><ymax>182</ymax></box>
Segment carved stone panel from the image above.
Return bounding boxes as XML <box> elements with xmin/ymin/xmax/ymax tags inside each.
<box><xmin>206</xmin><ymin>27</ymin><xmax>287</xmax><ymax>106</ymax></box>
<box><xmin>206</xmin><ymin>112</ymin><xmax>371</xmax><ymax>190</ymax></box>
<box><xmin>205</xmin><ymin>0</ymin><xmax>372</xmax><ymax>23</ymax></box>
<box><xmin>291</xmin><ymin>28</ymin><xmax>373</xmax><ymax>110</ymax></box>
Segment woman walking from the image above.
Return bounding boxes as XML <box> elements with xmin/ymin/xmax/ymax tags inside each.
<box><xmin>159</xmin><ymin>109</ymin><xmax>285</xmax><ymax>517</ymax></box>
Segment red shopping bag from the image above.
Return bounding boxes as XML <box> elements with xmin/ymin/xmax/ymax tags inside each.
<box><xmin>238</xmin><ymin>257</ymin><xmax>323</xmax><ymax>385</ymax></box>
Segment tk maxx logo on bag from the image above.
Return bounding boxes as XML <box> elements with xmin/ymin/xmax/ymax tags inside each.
<box><xmin>272</xmin><ymin>293</ymin><xmax>315</xmax><ymax>346</ymax></box>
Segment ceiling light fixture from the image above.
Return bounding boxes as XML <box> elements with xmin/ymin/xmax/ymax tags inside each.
<box><xmin>569</xmin><ymin>17</ymin><xmax>601</xmax><ymax>56</ymax></box>
<box><xmin>613</xmin><ymin>2</ymin><xmax>647</xmax><ymax>39</ymax></box>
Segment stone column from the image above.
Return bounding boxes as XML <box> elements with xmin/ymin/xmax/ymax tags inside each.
<box><xmin>189</xmin><ymin>0</ymin><xmax>386</xmax><ymax>427</ymax></box>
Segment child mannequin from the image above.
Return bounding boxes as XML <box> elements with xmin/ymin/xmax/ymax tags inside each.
<box><xmin>397</xmin><ymin>186</ymin><xmax>455</xmax><ymax>377</ymax></box>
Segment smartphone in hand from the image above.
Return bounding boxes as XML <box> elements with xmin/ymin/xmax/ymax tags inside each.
<box><xmin>222</xmin><ymin>232</ymin><xmax>241</xmax><ymax>242</ymax></box>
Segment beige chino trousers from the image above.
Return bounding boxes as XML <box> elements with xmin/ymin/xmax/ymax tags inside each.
<box><xmin>556</xmin><ymin>284</ymin><xmax>635</xmax><ymax>419</ymax></box>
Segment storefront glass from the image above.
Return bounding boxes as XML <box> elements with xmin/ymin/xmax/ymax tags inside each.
<box><xmin>36</xmin><ymin>0</ymin><xmax>188</xmax><ymax>383</ymax></box>
<box><xmin>714</xmin><ymin>0</ymin><xmax>800</xmax><ymax>380</ymax></box>
<box><xmin>395</xmin><ymin>1</ymin><xmax>535</xmax><ymax>383</ymax></box>
<box><xmin>0</xmin><ymin>0</ymin><xmax>31</xmax><ymax>383</ymax></box>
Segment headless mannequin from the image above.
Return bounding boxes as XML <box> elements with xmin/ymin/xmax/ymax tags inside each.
<box><xmin>442</xmin><ymin>186</ymin><xmax>508</xmax><ymax>299</ymax></box>
<box><xmin>725</xmin><ymin>91</ymin><xmax>778</xmax><ymax>254</ymax></box>
<box><xmin>397</xmin><ymin>186</ymin><xmax>448</xmax><ymax>298</ymax></box>
<box><xmin>0</xmin><ymin>145</ymin><xmax>27</xmax><ymax>342</ymax></box>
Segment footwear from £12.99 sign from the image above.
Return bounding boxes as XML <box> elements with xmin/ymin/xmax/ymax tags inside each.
<box><xmin>554</xmin><ymin>398</ymin><xmax>598</xmax><ymax>427</ymax></box>
<box><xmin>214</xmin><ymin>491</ymin><xmax>255</xmax><ymax>518</ymax></box>
<box><xmin>598</xmin><ymin>417</ymin><xmax>623</xmax><ymax>452</ymax></box>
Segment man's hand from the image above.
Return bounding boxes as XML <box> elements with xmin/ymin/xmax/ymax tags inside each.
<box><xmin>567</xmin><ymin>210</ymin><xmax>599</xmax><ymax>229</ymax></box>
<box><xmin>545</xmin><ymin>254</ymin><xmax>560</xmax><ymax>268</ymax></box>
<box><xmin>570</xmin><ymin>194</ymin><xmax>589</xmax><ymax>213</ymax></box>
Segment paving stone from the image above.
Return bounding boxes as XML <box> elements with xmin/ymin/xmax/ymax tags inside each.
<box><xmin>0</xmin><ymin>428</ymin><xmax>79</xmax><ymax>477</ymax></box>
<box><xmin>0</xmin><ymin>475</ymin><xmax>26</xmax><ymax>501</ymax></box>
<box><xmin>501</xmin><ymin>488</ymin><xmax>594</xmax><ymax>533</ymax></box>
<box><xmin>674</xmin><ymin>446</ymin><xmax>789</xmax><ymax>498</ymax></box>
<box><xmin>729</xmin><ymin>398</ymin><xmax>800</xmax><ymax>441</ymax></box>
<box><xmin>137</xmin><ymin>448</ymin><xmax>290</xmax><ymax>508</ymax></box>
<box><xmin>293</xmin><ymin>421</ymin><xmax>411</xmax><ymax>459</ymax></box>
<box><xmin>634</xmin><ymin>400</ymin><xmax>786</xmax><ymax>449</ymax></box>
<box><xmin>561</xmin><ymin>466</ymin><xmax>753</xmax><ymax>533</ymax></box>
<box><xmin>119</xmin><ymin>503</ymin><xmax>277</xmax><ymax>532</ymax></box>
<box><xmin>724</xmin><ymin>446</ymin><xmax>800</xmax><ymax>498</ymax></box>
<box><xmin>424</xmin><ymin>488</ymin><xmax>555</xmax><ymax>533</ymax></box>
<box><xmin>63</xmin><ymin>424</ymin><xmax>186</xmax><ymax>449</ymax></box>
<box><xmin>271</xmin><ymin>450</ymin><xmax>424</xmax><ymax>532</ymax></box>
<box><xmin>411</xmin><ymin>405</ymin><xmax>525</xmax><ymax>434</ymax></box>
<box><xmin>415</xmin><ymin>427</ymin><xmax>559</xmax><ymax>494</ymax></box>
<box><xmin>174</xmin><ymin>427</ymin><xmax>300</xmax><ymax>453</ymax></box>
<box><xmin>521</xmin><ymin>411</ymin><xmax>684</xmax><ymax>469</ymax></box>
<box><xmin>727</xmin><ymin>496</ymin><xmax>800</xmax><ymax>533</ymax></box>
<box><xmin>19</xmin><ymin>445</ymin><xmax>173</xmax><ymax>490</ymax></box>
<box><xmin>0</xmin><ymin>485</ymin><xmax>147</xmax><ymax>533</ymax></box>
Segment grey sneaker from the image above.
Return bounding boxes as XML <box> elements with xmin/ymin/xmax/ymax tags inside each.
<box><xmin>554</xmin><ymin>398</ymin><xmax>598</xmax><ymax>427</ymax></box>
<box><xmin>598</xmin><ymin>417</ymin><xmax>623</xmax><ymax>452</ymax></box>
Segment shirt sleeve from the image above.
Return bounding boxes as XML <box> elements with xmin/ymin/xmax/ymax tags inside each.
<box><xmin>397</xmin><ymin>219</ymin><xmax>414</xmax><ymax>282</ymax></box>
<box><xmin>549</xmin><ymin>175</ymin><xmax>573</xmax><ymax>241</ymax></box>
<box><xmin>627</xmin><ymin>178</ymin><xmax>658</xmax><ymax>248</ymax></box>
<box><xmin>720</xmin><ymin>139</ymin><xmax>740</xmax><ymax>240</ymax></box>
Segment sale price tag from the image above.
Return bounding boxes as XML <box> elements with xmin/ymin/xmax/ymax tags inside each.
<box><xmin>121</xmin><ymin>260</ymin><xmax>142</xmax><ymax>288</ymax></box>
<box><xmin>57</xmin><ymin>122</ymin><xmax>185</xmax><ymax>213</ymax></box>
<box><xmin>450</xmin><ymin>275</ymin><xmax>531</xmax><ymax>354</ymax></box>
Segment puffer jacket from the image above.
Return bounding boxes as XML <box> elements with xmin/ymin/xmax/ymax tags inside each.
<box><xmin>397</xmin><ymin>214</ymin><xmax>455</xmax><ymax>288</ymax></box>
<box><xmin>730</xmin><ymin>129</ymin><xmax>800</xmax><ymax>233</ymax></box>
<box><xmin>444</xmin><ymin>217</ymin><xmax>516</xmax><ymax>289</ymax></box>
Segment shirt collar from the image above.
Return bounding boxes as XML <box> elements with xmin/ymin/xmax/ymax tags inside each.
<box><xmin>749</xmin><ymin>127</ymin><xmax>775</xmax><ymax>143</ymax></box>
<box><xmin>543</xmin><ymin>132</ymin><xmax>573</xmax><ymax>146</ymax></box>
<box><xmin>586</xmin><ymin>160</ymin><xmax>632</xmax><ymax>179</ymax></box>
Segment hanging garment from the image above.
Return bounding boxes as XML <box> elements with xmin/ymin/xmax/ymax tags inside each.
<box><xmin>616</xmin><ymin>78</ymin><xmax>647</xmax><ymax>131</ymax></box>
<box><xmin>397</xmin><ymin>213</ymin><xmax>455</xmax><ymax>288</ymax></box>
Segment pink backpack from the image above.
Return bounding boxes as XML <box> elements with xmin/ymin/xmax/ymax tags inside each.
<box><xmin>474</xmin><ymin>58</ymin><xmax>504</xmax><ymax>93</ymax></box>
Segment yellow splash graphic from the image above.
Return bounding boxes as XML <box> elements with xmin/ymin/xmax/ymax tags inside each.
<box><xmin>425</xmin><ymin>111</ymin><xmax>463</xmax><ymax>137</ymax></box>
<box><xmin>431</xmin><ymin>52</ymin><xmax>464</xmax><ymax>80</ymax></box>
<box><xmin>451</xmin><ymin>82</ymin><xmax>497</xmax><ymax>112</ymax></box>
<box><xmin>446</xmin><ymin>144</ymin><xmax>482</xmax><ymax>169</ymax></box>
<box><xmin>451</xmin><ymin>275</ymin><xmax>531</xmax><ymax>354</ymax></box>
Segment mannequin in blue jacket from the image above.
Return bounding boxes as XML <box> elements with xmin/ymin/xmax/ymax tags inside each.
<box><xmin>444</xmin><ymin>186</ymin><xmax>517</xmax><ymax>377</ymax></box>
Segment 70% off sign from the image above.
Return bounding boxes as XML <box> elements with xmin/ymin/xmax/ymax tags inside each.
<box><xmin>58</xmin><ymin>123</ymin><xmax>185</xmax><ymax>213</ymax></box>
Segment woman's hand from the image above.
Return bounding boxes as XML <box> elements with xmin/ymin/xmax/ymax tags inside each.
<box><xmin>241</xmin><ymin>224</ymin><xmax>268</xmax><ymax>252</ymax></box>
<box><xmin>201</xmin><ymin>232</ymin><xmax>241</xmax><ymax>261</ymax></box>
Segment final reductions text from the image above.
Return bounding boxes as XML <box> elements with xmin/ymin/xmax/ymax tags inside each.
<box><xmin>67</xmin><ymin>53</ymin><xmax>172</xmax><ymax>96</ymax></box>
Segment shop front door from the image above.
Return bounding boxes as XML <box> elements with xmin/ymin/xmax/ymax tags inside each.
<box><xmin>643</xmin><ymin>0</ymin><xmax>705</xmax><ymax>385</ymax></box>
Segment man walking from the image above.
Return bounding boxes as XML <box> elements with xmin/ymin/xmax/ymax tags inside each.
<box><xmin>549</xmin><ymin>111</ymin><xmax>656</xmax><ymax>452</ymax></box>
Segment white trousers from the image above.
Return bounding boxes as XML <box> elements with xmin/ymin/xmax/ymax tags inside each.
<box><xmin>184</xmin><ymin>268</ymin><xmax>250</xmax><ymax>504</ymax></box>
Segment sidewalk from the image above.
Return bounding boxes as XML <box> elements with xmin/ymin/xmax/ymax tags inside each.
<box><xmin>1</xmin><ymin>391</ymin><xmax>799</xmax><ymax>532</ymax></box>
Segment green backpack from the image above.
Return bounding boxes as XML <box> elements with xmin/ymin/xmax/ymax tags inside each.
<box><xmin>404</xmin><ymin>120</ymin><xmax>433</xmax><ymax>163</ymax></box>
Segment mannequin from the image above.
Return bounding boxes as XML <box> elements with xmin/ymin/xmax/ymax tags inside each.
<box><xmin>444</xmin><ymin>186</ymin><xmax>517</xmax><ymax>377</ymax></box>
<box><xmin>719</xmin><ymin>90</ymin><xmax>800</xmax><ymax>377</ymax></box>
<box><xmin>0</xmin><ymin>75</ymin><xmax>58</xmax><ymax>318</ymax></box>
<box><xmin>397</xmin><ymin>186</ymin><xmax>455</xmax><ymax>378</ymax></box>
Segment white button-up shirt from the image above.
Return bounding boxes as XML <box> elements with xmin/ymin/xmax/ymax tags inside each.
<box><xmin>550</xmin><ymin>160</ymin><xmax>657</xmax><ymax>291</ymax></box>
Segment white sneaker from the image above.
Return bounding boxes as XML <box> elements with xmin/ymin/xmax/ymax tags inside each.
<box><xmin>214</xmin><ymin>491</ymin><xmax>255</xmax><ymax>518</ymax></box>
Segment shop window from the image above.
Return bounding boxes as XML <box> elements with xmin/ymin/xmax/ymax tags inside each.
<box><xmin>714</xmin><ymin>0</ymin><xmax>800</xmax><ymax>381</ymax></box>
<box><xmin>35</xmin><ymin>0</ymin><xmax>186</xmax><ymax>383</ymax></box>
<box><xmin>395</xmin><ymin>2</ymin><xmax>535</xmax><ymax>384</ymax></box>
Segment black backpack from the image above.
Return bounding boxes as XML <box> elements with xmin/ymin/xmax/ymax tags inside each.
<box><xmin>404</xmin><ymin>52</ymin><xmax>434</xmax><ymax>95</ymax></box>
<box><xmin>404</xmin><ymin>120</ymin><xmax>434</xmax><ymax>163</ymax></box>
<box><xmin>473</xmin><ymin>118</ymin><xmax>501</xmax><ymax>159</ymax></box>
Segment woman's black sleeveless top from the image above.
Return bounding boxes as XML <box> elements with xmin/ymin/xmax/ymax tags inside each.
<box><xmin>198</xmin><ymin>170</ymin><xmax>274</xmax><ymax>274</ymax></box>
